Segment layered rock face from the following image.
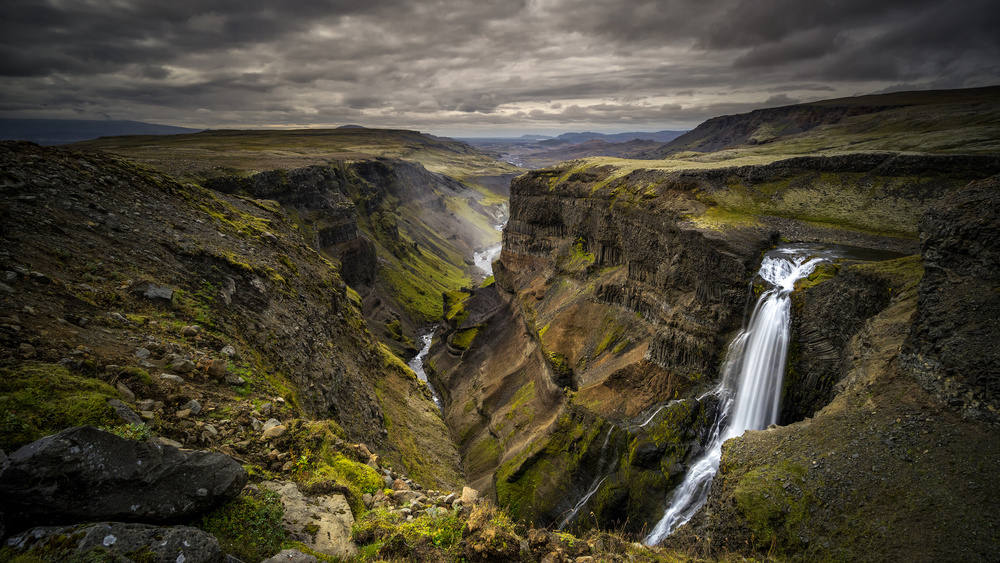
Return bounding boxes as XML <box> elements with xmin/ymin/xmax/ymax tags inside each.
<box><xmin>432</xmin><ymin>153</ymin><xmax>1000</xmax><ymax>539</ymax></box>
<box><xmin>434</xmin><ymin>163</ymin><xmax>776</xmax><ymax>532</ymax></box>
<box><xmin>902</xmin><ymin>175</ymin><xmax>1000</xmax><ymax>421</ymax></box>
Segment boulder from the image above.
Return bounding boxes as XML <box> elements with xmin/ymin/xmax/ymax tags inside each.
<box><xmin>261</xmin><ymin>481</ymin><xmax>357</xmax><ymax>559</ymax></box>
<box><xmin>0</xmin><ymin>426</ymin><xmax>246</xmax><ymax>532</ymax></box>
<box><xmin>3</xmin><ymin>522</ymin><xmax>223</xmax><ymax>563</ymax></box>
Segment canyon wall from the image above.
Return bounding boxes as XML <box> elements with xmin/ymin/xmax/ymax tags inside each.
<box><xmin>432</xmin><ymin>153</ymin><xmax>1000</xmax><ymax>541</ymax></box>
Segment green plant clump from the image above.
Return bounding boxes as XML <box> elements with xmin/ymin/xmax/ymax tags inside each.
<box><xmin>198</xmin><ymin>488</ymin><xmax>288</xmax><ymax>562</ymax></box>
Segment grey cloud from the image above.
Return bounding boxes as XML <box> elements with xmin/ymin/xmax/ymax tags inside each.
<box><xmin>0</xmin><ymin>0</ymin><xmax>998</xmax><ymax>134</ymax></box>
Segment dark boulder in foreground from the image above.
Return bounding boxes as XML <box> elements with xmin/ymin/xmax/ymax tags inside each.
<box><xmin>4</xmin><ymin>522</ymin><xmax>224</xmax><ymax>563</ymax></box>
<box><xmin>0</xmin><ymin>426</ymin><xmax>247</xmax><ymax>532</ymax></box>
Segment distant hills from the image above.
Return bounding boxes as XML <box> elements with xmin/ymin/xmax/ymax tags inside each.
<box><xmin>0</xmin><ymin>118</ymin><xmax>202</xmax><ymax>145</ymax></box>
<box><xmin>458</xmin><ymin>130</ymin><xmax>686</xmax><ymax>145</ymax></box>
<box><xmin>643</xmin><ymin>85</ymin><xmax>1000</xmax><ymax>159</ymax></box>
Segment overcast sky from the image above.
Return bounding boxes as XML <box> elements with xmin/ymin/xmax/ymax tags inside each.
<box><xmin>2</xmin><ymin>0</ymin><xmax>998</xmax><ymax>136</ymax></box>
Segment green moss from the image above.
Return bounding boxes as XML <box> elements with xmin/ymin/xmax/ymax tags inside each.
<box><xmin>443</xmin><ymin>289</ymin><xmax>473</xmax><ymax>326</ymax></box>
<box><xmin>352</xmin><ymin>506</ymin><xmax>465</xmax><ymax>556</ymax></box>
<box><xmin>495</xmin><ymin>412</ymin><xmax>610</xmax><ymax>523</ymax></box>
<box><xmin>198</xmin><ymin>488</ymin><xmax>287</xmax><ymax>562</ymax></box>
<box><xmin>450</xmin><ymin>326</ymin><xmax>480</xmax><ymax>350</ymax></box>
<box><xmin>0</xmin><ymin>363</ymin><xmax>121</xmax><ymax>451</ymax></box>
<box><xmin>275</xmin><ymin>253</ymin><xmax>299</xmax><ymax>276</ymax></box>
<box><xmin>559</xmin><ymin>237</ymin><xmax>596</xmax><ymax>274</ymax></box>
<box><xmin>733</xmin><ymin>460</ymin><xmax>817</xmax><ymax>552</ymax></box>
<box><xmin>466</xmin><ymin>435</ymin><xmax>501</xmax><ymax>477</ymax></box>
<box><xmin>548</xmin><ymin>352</ymin><xmax>573</xmax><ymax>380</ymax></box>
<box><xmin>794</xmin><ymin>262</ymin><xmax>841</xmax><ymax>293</ymax></box>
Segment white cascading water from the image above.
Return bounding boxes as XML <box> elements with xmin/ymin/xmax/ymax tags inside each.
<box><xmin>644</xmin><ymin>249</ymin><xmax>826</xmax><ymax>545</ymax></box>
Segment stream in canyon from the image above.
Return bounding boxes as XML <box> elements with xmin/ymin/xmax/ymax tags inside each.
<box><xmin>409</xmin><ymin>227</ymin><xmax>505</xmax><ymax>412</ymax></box>
<box><xmin>408</xmin><ymin>331</ymin><xmax>443</xmax><ymax>411</ymax></box>
<box><xmin>643</xmin><ymin>245</ymin><xmax>831</xmax><ymax>545</ymax></box>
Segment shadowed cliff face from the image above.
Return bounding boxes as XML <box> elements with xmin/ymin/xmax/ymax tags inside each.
<box><xmin>205</xmin><ymin>158</ymin><xmax>509</xmax><ymax>356</ymax></box>
<box><xmin>431</xmin><ymin>152</ymin><xmax>1000</xmax><ymax>539</ymax></box>
<box><xmin>902</xmin><ymin>175</ymin><xmax>1000</xmax><ymax>422</ymax></box>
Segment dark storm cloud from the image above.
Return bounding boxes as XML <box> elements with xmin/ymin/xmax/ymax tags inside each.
<box><xmin>0</xmin><ymin>0</ymin><xmax>997</xmax><ymax>134</ymax></box>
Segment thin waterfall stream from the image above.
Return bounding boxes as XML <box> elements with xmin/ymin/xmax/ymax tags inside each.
<box><xmin>644</xmin><ymin>246</ymin><xmax>828</xmax><ymax>545</ymax></box>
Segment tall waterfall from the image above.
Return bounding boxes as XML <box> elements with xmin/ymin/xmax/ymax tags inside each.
<box><xmin>644</xmin><ymin>249</ymin><xmax>826</xmax><ymax>545</ymax></box>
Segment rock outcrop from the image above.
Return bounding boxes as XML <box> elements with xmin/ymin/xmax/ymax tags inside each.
<box><xmin>4</xmin><ymin>522</ymin><xmax>223</xmax><ymax>563</ymax></box>
<box><xmin>0</xmin><ymin>426</ymin><xmax>246</xmax><ymax>531</ymax></box>
<box><xmin>902</xmin><ymin>175</ymin><xmax>1000</xmax><ymax>422</ymax></box>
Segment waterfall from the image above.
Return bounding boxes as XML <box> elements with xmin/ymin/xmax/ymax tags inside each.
<box><xmin>644</xmin><ymin>249</ymin><xmax>826</xmax><ymax>545</ymax></box>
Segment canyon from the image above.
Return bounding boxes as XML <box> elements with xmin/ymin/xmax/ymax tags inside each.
<box><xmin>1</xmin><ymin>86</ymin><xmax>999</xmax><ymax>562</ymax></box>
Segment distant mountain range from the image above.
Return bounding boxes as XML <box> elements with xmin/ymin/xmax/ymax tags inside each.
<box><xmin>458</xmin><ymin>130</ymin><xmax>687</xmax><ymax>145</ymax></box>
<box><xmin>0</xmin><ymin>118</ymin><xmax>202</xmax><ymax>145</ymax></box>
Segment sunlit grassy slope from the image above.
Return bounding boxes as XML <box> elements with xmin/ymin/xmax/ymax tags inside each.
<box><xmin>72</xmin><ymin>127</ymin><xmax>522</xmax><ymax>187</ymax></box>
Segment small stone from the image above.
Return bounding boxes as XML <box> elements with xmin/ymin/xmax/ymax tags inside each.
<box><xmin>157</xmin><ymin>437</ymin><xmax>184</xmax><ymax>448</ymax></box>
<box><xmin>204</xmin><ymin>424</ymin><xmax>219</xmax><ymax>437</ymax></box>
<box><xmin>219</xmin><ymin>345</ymin><xmax>237</xmax><ymax>357</ymax></box>
<box><xmin>281</xmin><ymin>461</ymin><xmax>295</xmax><ymax>471</ymax></box>
<box><xmin>392</xmin><ymin>479</ymin><xmax>410</xmax><ymax>491</ymax></box>
<box><xmin>362</xmin><ymin>493</ymin><xmax>373</xmax><ymax>508</ymax></box>
<box><xmin>140</xmin><ymin>411</ymin><xmax>155</xmax><ymax>420</ymax></box>
<box><xmin>170</xmin><ymin>359</ymin><xmax>195</xmax><ymax>373</ymax></box>
<box><xmin>107</xmin><ymin>399</ymin><xmax>143</xmax><ymax>425</ymax></box>
<box><xmin>116</xmin><ymin>382</ymin><xmax>135</xmax><ymax>403</ymax></box>
<box><xmin>134</xmin><ymin>347</ymin><xmax>151</xmax><ymax>359</ymax></box>
<box><xmin>185</xmin><ymin>400</ymin><xmax>202</xmax><ymax>415</ymax></box>
<box><xmin>262</xmin><ymin>425</ymin><xmax>287</xmax><ymax>439</ymax></box>
<box><xmin>251</xmin><ymin>418</ymin><xmax>263</xmax><ymax>432</ymax></box>
<box><xmin>461</xmin><ymin>486</ymin><xmax>479</xmax><ymax>505</ymax></box>
<box><xmin>136</xmin><ymin>399</ymin><xmax>155</xmax><ymax>411</ymax></box>
<box><xmin>143</xmin><ymin>284</ymin><xmax>173</xmax><ymax>302</ymax></box>
<box><xmin>22</xmin><ymin>305</ymin><xmax>35</xmax><ymax>315</ymax></box>
<box><xmin>180</xmin><ymin>325</ymin><xmax>202</xmax><ymax>337</ymax></box>
<box><xmin>19</xmin><ymin>343</ymin><xmax>36</xmax><ymax>358</ymax></box>
<box><xmin>262</xmin><ymin>418</ymin><xmax>282</xmax><ymax>431</ymax></box>
<box><xmin>176</xmin><ymin>409</ymin><xmax>192</xmax><ymax>419</ymax></box>
<box><xmin>261</xmin><ymin>231</ymin><xmax>279</xmax><ymax>244</ymax></box>
<box><xmin>160</xmin><ymin>374</ymin><xmax>184</xmax><ymax>383</ymax></box>
<box><xmin>0</xmin><ymin>283</ymin><xmax>12</xmax><ymax>293</ymax></box>
<box><xmin>204</xmin><ymin>358</ymin><xmax>227</xmax><ymax>379</ymax></box>
<box><xmin>224</xmin><ymin>373</ymin><xmax>246</xmax><ymax>386</ymax></box>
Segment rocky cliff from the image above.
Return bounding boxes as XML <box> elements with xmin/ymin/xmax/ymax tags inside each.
<box><xmin>429</xmin><ymin>148</ymin><xmax>1000</xmax><ymax>556</ymax></box>
<box><xmin>0</xmin><ymin>141</ymin><xmax>461</xmax><ymax>489</ymax></box>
